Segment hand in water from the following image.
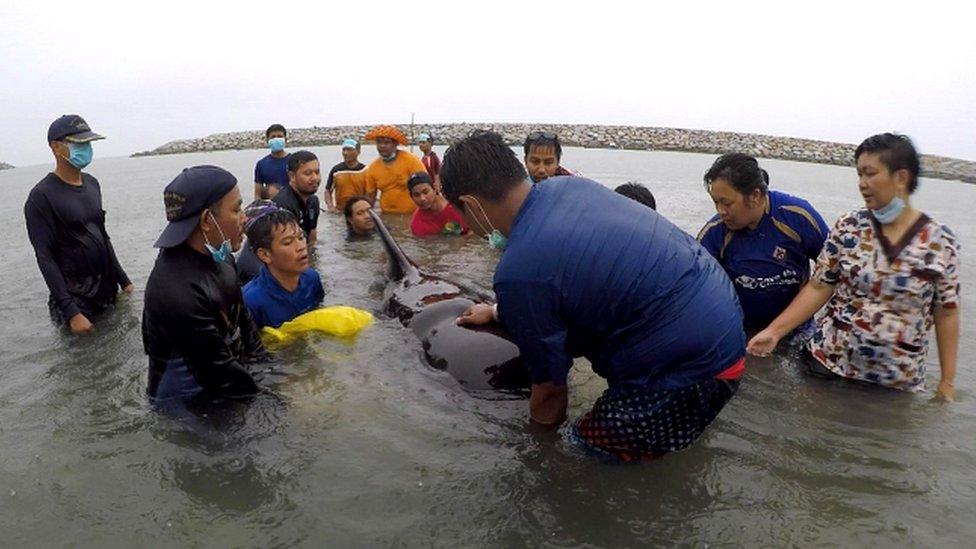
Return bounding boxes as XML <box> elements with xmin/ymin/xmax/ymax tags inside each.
<box><xmin>456</xmin><ymin>303</ymin><xmax>494</xmax><ymax>326</ymax></box>
<box><xmin>935</xmin><ymin>380</ymin><xmax>955</xmax><ymax>402</ymax></box>
<box><xmin>69</xmin><ymin>313</ymin><xmax>94</xmax><ymax>335</ymax></box>
<box><xmin>747</xmin><ymin>328</ymin><xmax>780</xmax><ymax>357</ymax></box>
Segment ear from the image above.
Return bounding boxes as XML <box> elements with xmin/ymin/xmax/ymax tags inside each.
<box><xmin>256</xmin><ymin>247</ymin><xmax>272</xmax><ymax>265</ymax></box>
<box><xmin>750</xmin><ymin>188</ymin><xmax>764</xmax><ymax>207</ymax></box>
<box><xmin>893</xmin><ymin>168</ymin><xmax>912</xmax><ymax>194</ymax></box>
<box><xmin>199</xmin><ymin>208</ymin><xmax>213</xmax><ymax>233</ymax></box>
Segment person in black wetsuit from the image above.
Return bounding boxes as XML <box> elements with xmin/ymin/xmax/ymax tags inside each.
<box><xmin>25</xmin><ymin>114</ymin><xmax>133</xmax><ymax>335</ymax></box>
<box><xmin>272</xmin><ymin>150</ymin><xmax>321</xmax><ymax>247</ymax></box>
<box><xmin>143</xmin><ymin>165</ymin><xmax>269</xmax><ymax>406</ymax></box>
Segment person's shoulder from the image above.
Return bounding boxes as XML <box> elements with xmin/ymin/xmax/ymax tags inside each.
<box><xmin>242</xmin><ymin>272</ymin><xmax>269</xmax><ymax>304</ymax></box>
<box><xmin>26</xmin><ymin>174</ymin><xmax>57</xmax><ymax>203</ymax></box>
<box><xmin>300</xmin><ymin>268</ymin><xmax>322</xmax><ymax>285</ymax></box>
<box><xmin>772</xmin><ymin>190</ymin><xmax>823</xmax><ymax>222</ymax></box>
<box><xmin>696</xmin><ymin>215</ymin><xmax>725</xmax><ymax>242</ymax></box>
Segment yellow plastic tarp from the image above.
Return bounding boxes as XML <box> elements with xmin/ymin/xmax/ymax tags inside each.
<box><xmin>261</xmin><ymin>306</ymin><xmax>373</xmax><ymax>347</ymax></box>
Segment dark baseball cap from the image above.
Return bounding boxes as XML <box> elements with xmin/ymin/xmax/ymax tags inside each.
<box><xmin>154</xmin><ymin>165</ymin><xmax>238</xmax><ymax>248</ymax></box>
<box><xmin>407</xmin><ymin>171</ymin><xmax>433</xmax><ymax>191</ymax></box>
<box><xmin>48</xmin><ymin>114</ymin><xmax>105</xmax><ymax>143</ymax></box>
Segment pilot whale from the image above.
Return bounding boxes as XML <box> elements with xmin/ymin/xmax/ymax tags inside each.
<box><xmin>369</xmin><ymin>210</ymin><xmax>529</xmax><ymax>394</ymax></box>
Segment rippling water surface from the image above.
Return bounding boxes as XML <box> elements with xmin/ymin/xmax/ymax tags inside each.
<box><xmin>1</xmin><ymin>146</ymin><xmax>973</xmax><ymax>547</ymax></box>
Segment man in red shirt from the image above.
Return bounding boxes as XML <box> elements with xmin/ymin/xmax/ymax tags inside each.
<box><xmin>408</xmin><ymin>172</ymin><xmax>468</xmax><ymax>236</ymax></box>
<box><xmin>418</xmin><ymin>133</ymin><xmax>441</xmax><ymax>189</ymax></box>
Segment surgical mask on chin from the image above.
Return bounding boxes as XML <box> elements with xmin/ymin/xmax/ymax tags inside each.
<box><xmin>380</xmin><ymin>150</ymin><xmax>397</xmax><ymax>162</ymax></box>
<box><xmin>871</xmin><ymin>196</ymin><xmax>905</xmax><ymax>224</ymax></box>
<box><xmin>65</xmin><ymin>142</ymin><xmax>93</xmax><ymax>169</ymax></box>
<box><xmin>466</xmin><ymin>198</ymin><xmax>508</xmax><ymax>251</ymax></box>
<box><xmin>204</xmin><ymin>212</ymin><xmax>233</xmax><ymax>263</ymax></box>
<box><xmin>268</xmin><ymin>137</ymin><xmax>286</xmax><ymax>152</ymax></box>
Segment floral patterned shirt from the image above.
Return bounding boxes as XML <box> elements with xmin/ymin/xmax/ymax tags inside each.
<box><xmin>809</xmin><ymin>209</ymin><xmax>960</xmax><ymax>391</ymax></box>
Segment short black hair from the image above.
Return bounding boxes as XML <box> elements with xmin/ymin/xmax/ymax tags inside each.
<box><xmin>287</xmin><ymin>150</ymin><xmax>318</xmax><ymax>172</ymax></box>
<box><xmin>265</xmin><ymin>124</ymin><xmax>287</xmax><ymax>138</ymax></box>
<box><xmin>440</xmin><ymin>131</ymin><xmax>528</xmax><ymax>207</ymax></box>
<box><xmin>343</xmin><ymin>194</ymin><xmax>373</xmax><ymax>219</ymax></box>
<box><xmin>407</xmin><ymin>171</ymin><xmax>434</xmax><ymax>192</ymax></box>
<box><xmin>246</xmin><ymin>208</ymin><xmax>300</xmax><ymax>254</ymax></box>
<box><xmin>855</xmin><ymin>133</ymin><xmax>921</xmax><ymax>193</ymax></box>
<box><xmin>523</xmin><ymin>131</ymin><xmax>562</xmax><ymax>161</ymax></box>
<box><xmin>704</xmin><ymin>153</ymin><xmax>769</xmax><ymax>196</ymax></box>
<box><xmin>614</xmin><ymin>182</ymin><xmax>656</xmax><ymax>210</ymax></box>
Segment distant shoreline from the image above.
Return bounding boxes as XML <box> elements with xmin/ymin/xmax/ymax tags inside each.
<box><xmin>0</xmin><ymin>162</ymin><xmax>13</xmax><ymax>170</ymax></box>
<box><xmin>132</xmin><ymin>123</ymin><xmax>976</xmax><ymax>184</ymax></box>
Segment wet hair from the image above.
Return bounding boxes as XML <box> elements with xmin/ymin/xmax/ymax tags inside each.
<box><xmin>265</xmin><ymin>124</ymin><xmax>287</xmax><ymax>138</ymax></box>
<box><xmin>343</xmin><ymin>194</ymin><xmax>374</xmax><ymax>220</ymax></box>
<box><xmin>523</xmin><ymin>131</ymin><xmax>562</xmax><ymax>161</ymax></box>
<box><xmin>855</xmin><ymin>133</ymin><xmax>920</xmax><ymax>193</ymax></box>
<box><xmin>287</xmin><ymin>150</ymin><xmax>318</xmax><ymax>172</ymax></box>
<box><xmin>246</xmin><ymin>208</ymin><xmax>300</xmax><ymax>254</ymax></box>
<box><xmin>614</xmin><ymin>182</ymin><xmax>656</xmax><ymax>210</ymax></box>
<box><xmin>440</xmin><ymin>131</ymin><xmax>529</xmax><ymax>207</ymax></box>
<box><xmin>703</xmin><ymin>153</ymin><xmax>769</xmax><ymax>197</ymax></box>
<box><xmin>407</xmin><ymin>171</ymin><xmax>434</xmax><ymax>192</ymax></box>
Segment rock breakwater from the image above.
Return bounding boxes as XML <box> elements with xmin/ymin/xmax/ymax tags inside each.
<box><xmin>134</xmin><ymin>123</ymin><xmax>976</xmax><ymax>184</ymax></box>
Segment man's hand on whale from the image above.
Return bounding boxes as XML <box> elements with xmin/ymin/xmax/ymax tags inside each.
<box><xmin>456</xmin><ymin>303</ymin><xmax>498</xmax><ymax>326</ymax></box>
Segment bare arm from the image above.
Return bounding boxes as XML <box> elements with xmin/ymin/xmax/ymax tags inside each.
<box><xmin>933</xmin><ymin>306</ymin><xmax>959</xmax><ymax>401</ymax></box>
<box><xmin>529</xmin><ymin>382</ymin><xmax>568</xmax><ymax>429</ymax></box>
<box><xmin>747</xmin><ymin>281</ymin><xmax>834</xmax><ymax>355</ymax></box>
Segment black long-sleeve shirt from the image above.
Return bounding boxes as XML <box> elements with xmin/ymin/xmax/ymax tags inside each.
<box><xmin>24</xmin><ymin>172</ymin><xmax>130</xmax><ymax>321</ymax></box>
<box><xmin>143</xmin><ymin>244</ymin><xmax>267</xmax><ymax>399</ymax></box>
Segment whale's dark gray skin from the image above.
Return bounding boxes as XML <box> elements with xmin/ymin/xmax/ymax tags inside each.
<box><xmin>369</xmin><ymin>210</ymin><xmax>529</xmax><ymax>395</ymax></box>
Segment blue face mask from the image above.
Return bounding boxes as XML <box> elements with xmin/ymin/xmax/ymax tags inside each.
<box><xmin>204</xmin><ymin>212</ymin><xmax>233</xmax><ymax>263</ymax></box>
<box><xmin>65</xmin><ymin>142</ymin><xmax>93</xmax><ymax>169</ymax></box>
<box><xmin>871</xmin><ymin>196</ymin><xmax>905</xmax><ymax>224</ymax></box>
<box><xmin>466</xmin><ymin>198</ymin><xmax>508</xmax><ymax>251</ymax></box>
<box><xmin>268</xmin><ymin>137</ymin><xmax>286</xmax><ymax>152</ymax></box>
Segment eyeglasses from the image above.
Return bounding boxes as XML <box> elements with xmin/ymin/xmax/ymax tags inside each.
<box><xmin>527</xmin><ymin>131</ymin><xmax>557</xmax><ymax>141</ymax></box>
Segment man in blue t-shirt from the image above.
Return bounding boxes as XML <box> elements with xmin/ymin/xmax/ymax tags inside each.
<box><xmin>253</xmin><ymin>123</ymin><xmax>291</xmax><ymax>200</ymax></box>
<box><xmin>445</xmin><ymin>131</ymin><xmax>746</xmax><ymax>462</ymax></box>
<box><xmin>696</xmin><ymin>153</ymin><xmax>829</xmax><ymax>334</ymax></box>
<box><xmin>241</xmin><ymin>204</ymin><xmax>324</xmax><ymax>329</ymax></box>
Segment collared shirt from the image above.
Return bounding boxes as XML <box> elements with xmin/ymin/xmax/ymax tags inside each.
<box><xmin>698</xmin><ymin>190</ymin><xmax>829</xmax><ymax>331</ymax></box>
<box><xmin>494</xmin><ymin>177</ymin><xmax>745</xmax><ymax>392</ymax></box>
<box><xmin>242</xmin><ymin>266</ymin><xmax>325</xmax><ymax>329</ymax></box>
<box><xmin>809</xmin><ymin>209</ymin><xmax>960</xmax><ymax>391</ymax></box>
<box><xmin>273</xmin><ymin>184</ymin><xmax>320</xmax><ymax>237</ymax></box>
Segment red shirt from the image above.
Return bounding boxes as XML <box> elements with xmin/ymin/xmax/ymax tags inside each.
<box><xmin>422</xmin><ymin>152</ymin><xmax>441</xmax><ymax>180</ymax></box>
<box><xmin>410</xmin><ymin>202</ymin><xmax>468</xmax><ymax>236</ymax></box>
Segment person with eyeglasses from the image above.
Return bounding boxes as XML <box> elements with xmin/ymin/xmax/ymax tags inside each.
<box><xmin>446</xmin><ymin>131</ymin><xmax>746</xmax><ymax>462</ymax></box>
<box><xmin>523</xmin><ymin>131</ymin><xmax>575</xmax><ymax>184</ymax></box>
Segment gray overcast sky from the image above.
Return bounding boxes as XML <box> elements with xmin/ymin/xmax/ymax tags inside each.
<box><xmin>2</xmin><ymin>0</ymin><xmax>974</xmax><ymax>166</ymax></box>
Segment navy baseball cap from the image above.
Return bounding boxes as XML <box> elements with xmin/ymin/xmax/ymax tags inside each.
<box><xmin>155</xmin><ymin>165</ymin><xmax>238</xmax><ymax>248</ymax></box>
<box><xmin>47</xmin><ymin>115</ymin><xmax>105</xmax><ymax>143</ymax></box>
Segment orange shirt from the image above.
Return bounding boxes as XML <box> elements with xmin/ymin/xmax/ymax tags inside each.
<box><xmin>331</xmin><ymin>168</ymin><xmax>368</xmax><ymax>211</ymax></box>
<box><xmin>364</xmin><ymin>150</ymin><xmax>426</xmax><ymax>214</ymax></box>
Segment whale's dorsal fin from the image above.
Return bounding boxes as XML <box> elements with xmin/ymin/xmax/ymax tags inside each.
<box><xmin>369</xmin><ymin>209</ymin><xmax>421</xmax><ymax>283</ymax></box>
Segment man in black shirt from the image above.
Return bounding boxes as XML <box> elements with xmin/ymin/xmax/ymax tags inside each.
<box><xmin>272</xmin><ymin>150</ymin><xmax>321</xmax><ymax>246</ymax></box>
<box><xmin>324</xmin><ymin>138</ymin><xmax>366</xmax><ymax>212</ymax></box>
<box><xmin>25</xmin><ymin>114</ymin><xmax>132</xmax><ymax>335</ymax></box>
<box><xmin>143</xmin><ymin>165</ymin><xmax>268</xmax><ymax>405</ymax></box>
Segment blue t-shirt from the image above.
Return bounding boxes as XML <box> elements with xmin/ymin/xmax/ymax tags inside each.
<box><xmin>697</xmin><ymin>190</ymin><xmax>828</xmax><ymax>332</ymax></box>
<box><xmin>242</xmin><ymin>266</ymin><xmax>325</xmax><ymax>329</ymax></box>
<box><xmin>494</xmin><ymin>177</ymin><xmax>745</xmax><ymax>392</ymax></box>
<box><xmin>254</xmin><ymin>154</ymin><xmax>290</xmax><ymax>189</ymax></box>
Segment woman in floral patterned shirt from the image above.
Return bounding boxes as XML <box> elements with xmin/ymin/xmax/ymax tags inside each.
<box><xmin>747</xmin><ymin>133</ymin><xmax>960</xmax><ymax>400</ymax></box>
